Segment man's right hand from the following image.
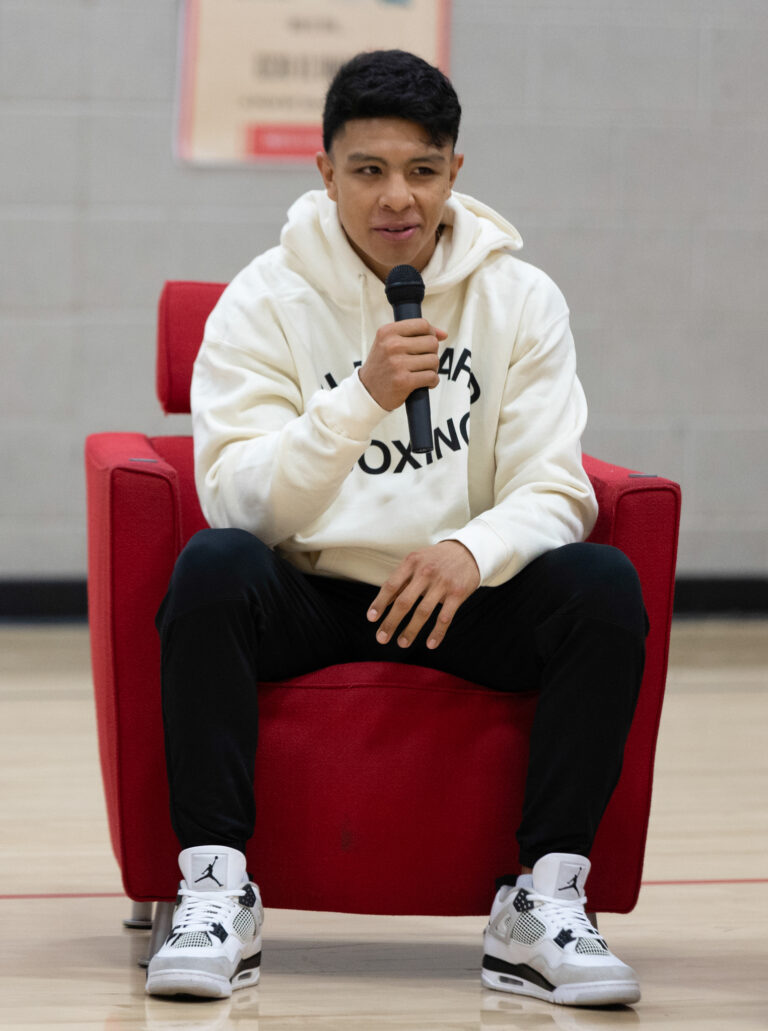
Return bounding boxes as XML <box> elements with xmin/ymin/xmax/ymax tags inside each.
<box><xmin>359</xmin><ymin>318</ymin><xmax>446</xmax><ymax>411</ymax></box>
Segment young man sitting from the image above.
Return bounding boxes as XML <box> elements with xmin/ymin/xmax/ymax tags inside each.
<box><xmin>147</xmin><ymin>49</ymin><xmax>647</xmax><ymax>1008</ymax></box>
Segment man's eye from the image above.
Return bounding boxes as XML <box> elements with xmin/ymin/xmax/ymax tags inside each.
<box><xmin>414</xmin><ymin>166</ymin><xmax>437</xmax><ymax>176</ymax></box>
<box><xmin>357</xmin><ymin>165</ymin><xmax>381</xmax><ymax>175</ymax></box>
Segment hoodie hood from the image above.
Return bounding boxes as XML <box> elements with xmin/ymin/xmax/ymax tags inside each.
<box><xmin>280</xmin><ymin>189</ymin><xmax>524</xmax><ymax>308</ymax></box>
<box><xmin>425</xmin><ymin>190</ymin><xmax>524</xmax><ymax>291</ymax></box>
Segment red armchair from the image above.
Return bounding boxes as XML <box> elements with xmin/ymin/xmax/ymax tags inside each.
<box><xmin>86</xmin><ymin>281</ymin><xmax>681</xmax><ymax>926</ymax></box>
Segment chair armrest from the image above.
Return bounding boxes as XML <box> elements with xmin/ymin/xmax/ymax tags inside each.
<box><xmin>86</xmin><ymin>432</ymin><xmax>183</xmax><ymax>632</ymax></box>
<box><xmin>85</xmin><ymin>433</ymin><xmax>183</xmax><ymax>881</ymax></box>
<box><xmin>582</xmin><ymin>453</ymin><xmax>682</xmax><ymax>907</ymax></box>
<box><xmin>583</xmin><ymin>449</ymin><xmax>681</xmax><ymax>725</ymax></box>
<box><xmin>584</xmin><ymin>452</ymin><xmax>681</xmax><ymax>636</ymax></box>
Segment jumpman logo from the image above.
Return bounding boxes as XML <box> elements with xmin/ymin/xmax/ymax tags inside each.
<box><xmin>558</xmin><ymin>869</ymin><xmax>583</xmax><ymax>896</ymax></box>
<box><xmin>194</xmin><ymin>857</ymin><xmax>223</xmax><ymax>887</ymax></box>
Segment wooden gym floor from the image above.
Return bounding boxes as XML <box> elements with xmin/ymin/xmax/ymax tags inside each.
<box><xmin>0</xmin><ymin>619</ymin><xmax>766</xmax><ymax>1030</ymax></box>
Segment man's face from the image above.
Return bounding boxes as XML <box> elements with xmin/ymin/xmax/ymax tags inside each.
<box><xmin>316</xmin><ymin>117</ymin><xmax>463</xmax><ymax>282</ymax></box>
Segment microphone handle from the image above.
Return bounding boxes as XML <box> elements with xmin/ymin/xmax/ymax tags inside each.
<box><xmin>391</xmin><ymin>300</ymin><xmax>423</xmax><ymax>321</ymax></box>
<box><xmin>406</xmin><ymin>387</ymin><xmax>433</xmax><ymax>454</ymax></box>
<box><xmin>390</xmin><ymin>299</ymin><xmax>433</xmax><ymax>454</ymax></box>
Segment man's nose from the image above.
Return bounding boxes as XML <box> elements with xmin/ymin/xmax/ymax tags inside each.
<box><xmin>380</xmin><ymin>174</ymin><xmax>413</xmax><ymax>210</ymax></box>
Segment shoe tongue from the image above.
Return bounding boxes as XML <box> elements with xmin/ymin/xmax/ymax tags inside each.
<box><xmin>179</xmin><ymin>846</ymin><xmax>247</xmax><ymax>891</ymax></box>
<box><xmin>532</xmin><ymin>853</ymin><xmax>590</xmax><ymax>900</ymax></box>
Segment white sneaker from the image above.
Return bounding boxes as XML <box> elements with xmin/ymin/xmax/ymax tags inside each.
<box><xmin>481</xmin><ymin>853</ymin><xmax>640</xmax><ymax>1007</ymax></box>
<box><xmin>146</xmin><ymin>846</ymin><xmax>263</xmax><ymax>999</ymax></box>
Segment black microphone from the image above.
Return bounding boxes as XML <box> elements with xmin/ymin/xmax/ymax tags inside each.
<box><xmin>384</xmin><ymin>264</ymin><xmax>433</xmax><ymax>454</ymax></box>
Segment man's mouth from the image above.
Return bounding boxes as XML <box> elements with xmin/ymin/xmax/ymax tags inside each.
<box><xmin>373</xmin><ymin>225</ymin><xmax>419</xmax><ymax>241</ymax></box>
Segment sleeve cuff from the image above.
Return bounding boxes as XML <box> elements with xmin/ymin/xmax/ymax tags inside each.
<box><xmin>309</xmin><ymin>368</ymin><xmax>388</xmax><ymax>442</ymax></box>
<box><xmin>443</xmin><ymin>519</ymin><xmax>512</xmax><ymax>587</ymax></box>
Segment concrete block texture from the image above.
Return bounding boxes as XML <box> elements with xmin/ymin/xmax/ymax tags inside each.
<box><xmin>0</xmin><ymin>2</ymin><xmax>89</xmax><ymax>100</ymax></box>
<box><xmin>0</xmin><ymin>218</ymin><xmax>77</xmax><ymax>310</ymax></box>
<box><xmin>0</xmin><ymin>112</ymin><xmax>82</xmax><ymax>206</ymax></box>
<box><xmin>0</xmin><ymin>319</ymin><xmax>77</xmax><ymax>419</ymax></box>
<box><xmin>0</xmin><ymin>0</ymin><xmax>766</xmax><ymax>577</ymax></box>
<box><xmin>0</xmin><ymin>522</ymin><xmax>86</xmax><ymax>577</ymax></box>
<box><xmin>529</xmin><ymin>23</ymin><xmax>701</xmax><ymax>123</ymax></box>
<box><xmin>1</xmin><ymin>419</ymin><xmax>83</xmax><ymax>521</ymax></box>
<box><xmin>692</xmin><ymin>428</ymin><xmax>768</xmax><ymax>519</ymax></box>
<box><xmin>677</xmin><ymin>528</ymin><xmax>768</xmax><ymax>576</ymax></box>
<box><xmin>86</xmin><ymin>2</ymin><xmax>177</xmax><ymax>101</ymax></box>
<box><xmin>710</xmin><ymin>26</ymin><xmax>768</xmax><ymax>124</ymax></box>
<box><xmin>76</xmin><ymin>216</ymin><xmax>179</xmax><ymax>310</ymax></box>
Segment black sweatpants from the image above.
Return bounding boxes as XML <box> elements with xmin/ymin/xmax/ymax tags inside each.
<box><xmin>156</xmin><ymin>529</ymin><xmax>648</xmax><ymax>869</ymax></box>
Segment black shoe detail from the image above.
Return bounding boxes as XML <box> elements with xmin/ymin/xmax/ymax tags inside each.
<box><xmin>240</xmin><ymin>884</ymin><xmax>257</xmax><ymax>908</ymax></box>
<box><xmin>235</xmin><ymin>951</ymin><xmax>262</xmax><ymax>974</ymax></box>
<box><xmin>482</xmin><ymin>954</ymin><xmax>556</xmax><ymax>993</ymax></box>
<box><xmin>554</xmin><ymin>927</ymin><xmax>576</xmax><ymax>949</ymax></box>
<box><xmin>513</xmin><ymin>889</ymin><xmax>535</xmax><ymax>913</ymax></box>
<box><xmin>210</xmin><ymin>923</ymin><xmax>228</xmax><ymax>943</ymax></box>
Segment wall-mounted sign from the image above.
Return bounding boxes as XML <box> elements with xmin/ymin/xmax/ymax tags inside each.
<box><xmin>177</xmin><ymin>0</ymin><xmax>451</xmax><ymax>164</ymax></box>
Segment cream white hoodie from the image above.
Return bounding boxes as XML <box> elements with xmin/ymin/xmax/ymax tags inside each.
<box><xmin>192</xmin><ymin>189</ymin><xmax>597</xmax><ymax>588</ymax></box>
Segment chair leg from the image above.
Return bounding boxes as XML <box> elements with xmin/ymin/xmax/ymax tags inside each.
<box><xmin>141</xmin><ymin>901</ymin><xmax>174</xmax><ymax>968</ymax></box>
<box><xmin>123</xmin><ymin>900</ymin><xmax>154</xmax><ymax>930</ymax></box>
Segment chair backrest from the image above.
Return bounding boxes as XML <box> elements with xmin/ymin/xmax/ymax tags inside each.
<box><xmin>156</xmin><ymin>281</ymin><xmax>226</xmax><ymax>414</ymax></box>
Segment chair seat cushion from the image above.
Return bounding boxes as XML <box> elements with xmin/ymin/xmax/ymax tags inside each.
<box><xmin>250</xmin><ymin>663</ymin><xmax>538</xmax><ymax>915</ymax></box>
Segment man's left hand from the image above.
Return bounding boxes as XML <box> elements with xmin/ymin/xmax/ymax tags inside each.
<box><xmin>366</xmin><ymin>541</ymin><xmax>481</xmax><ymax>650</ymax></box>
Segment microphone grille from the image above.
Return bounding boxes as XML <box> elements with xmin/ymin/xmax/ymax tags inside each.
<box><xmin>385</xmin><ymin>264</ymin><xmax>425</xmax><ymax>306</ymax></box>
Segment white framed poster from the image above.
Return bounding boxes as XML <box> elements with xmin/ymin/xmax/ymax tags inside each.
<box><xmin>177</xmin><ymin>0</ymin><xmax>451</xmax><ymax>164</ymax></box>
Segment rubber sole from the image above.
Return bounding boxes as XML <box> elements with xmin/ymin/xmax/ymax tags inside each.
<box><xmin>146</xmin><ymin>951</ymin><xmax>261</xmax><ymax>999</ymax></box>
<box><xmin>481</xmin><ymin>964</ymin><xmax>640</xmax><ymax>1007</ymax></box>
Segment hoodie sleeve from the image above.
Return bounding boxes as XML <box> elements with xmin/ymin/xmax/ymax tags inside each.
<box><xmin>192</xmin><ymin>293</ymin><xmax>387</xmax><ymax>545</ymax></box>
<box><xmin>445</xmin><ymin>286</ymin><xmax>597</xmax><ymax>587</ymax></box>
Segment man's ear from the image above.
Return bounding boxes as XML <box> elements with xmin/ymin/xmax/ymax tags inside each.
<box><xmin>315</xmin><ymin>151</ymin><xmax>337</xmax><ymax>201</ymax></box>
<box><xmin>449</xmin><ymin>152</ymin><xmax>464</xmax><ymax>189</ymax></box>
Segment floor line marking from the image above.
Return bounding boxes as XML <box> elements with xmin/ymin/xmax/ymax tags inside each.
<box><xmin>0</xmin><ymin>892</ymin><xmax>125</xmax><ymax>900</ymax></box>
<box><xmin>641</xmin><ymin>877</ymin><xmax>768</xmax><ymax>886</ymax></box>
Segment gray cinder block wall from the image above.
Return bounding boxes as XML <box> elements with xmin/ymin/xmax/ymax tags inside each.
<box><xmin>1</xmin><ymin>0</ymin><xmax>767</xmax><ymax>580</ymax></box>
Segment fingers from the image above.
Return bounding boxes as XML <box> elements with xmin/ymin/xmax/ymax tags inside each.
<box><xmin>423</xmin><ymin>592</ymin><xmax>464</xmax><ymax>650</ymax></box>
<box><xmin>360</xmin><ymin>320</ymin><xmax>444</xmax><ymax>410</ymax></box>
<box><xmin>366</xmin><ymin>544</ymin><xmax>480</xmax><ymax>650</ymax></box>
<box><xmin>374</xmin><ymin>319</ymin><xmax>441</xmax><ymax>362</ymax></box>
<box><xmin>388</xmin><ymin>317</ymin><xmax>444</xmax><ymax>343</ymax></box>
<box><xmin>366</xmin><ymin>569</ymin><xmax>411</xmax><ymax>643</ymax></box>
<box><xmin>379</xmin><ymin>586</ymin><xmax>438</xmax><ymax>648</ymax></box>
<box><xmin>369</xmin><ymin>577</ymin><xmax>454</xmax><ymax>649</ymax></box>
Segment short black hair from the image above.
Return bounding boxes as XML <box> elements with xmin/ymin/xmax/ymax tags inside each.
<box><xmin>322</xmin><ymin>49</ymin><xmax>461</xmax><ymax>153</ymax></box>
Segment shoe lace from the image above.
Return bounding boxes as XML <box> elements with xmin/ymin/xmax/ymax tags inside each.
<box><xmin>528</xmin><ymin>890</ymin><xmax>598</xmax><ymax>938</ymax></box>
<box><xmin>173</xmin><ymin>886</ymin><xmax>245</xmax><ymax>934</ymax></box>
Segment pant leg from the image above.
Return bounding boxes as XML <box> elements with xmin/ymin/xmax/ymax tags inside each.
<box><xmin>155</xmin><ymin>527</ymin><xmax>361</xmax><ymax>853</ymax></box>
<box><xmin>361</xmin><ymin>542</ymin><xmax>648</xmax><ymax>868</ymax></box>
<box><xmin>510</xmin><ymin>544</ymin><xmax>647</xmax><ymax>866</ymax></box>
